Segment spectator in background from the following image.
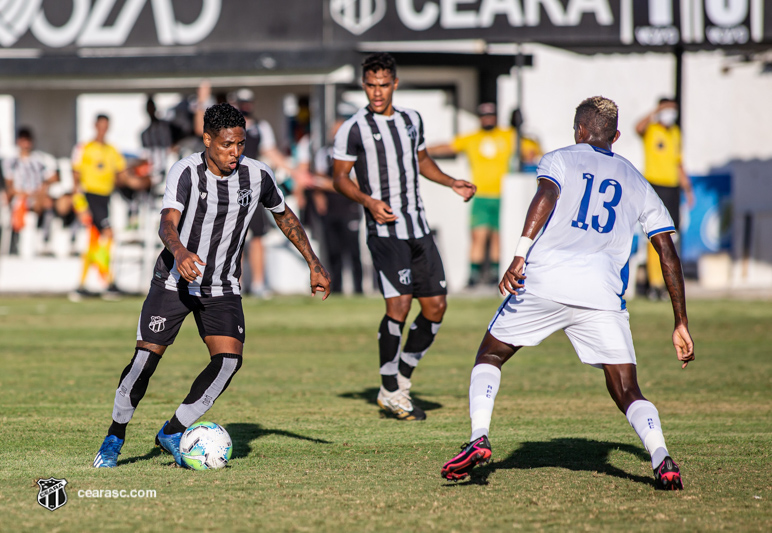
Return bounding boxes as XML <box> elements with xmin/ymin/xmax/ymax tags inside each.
<box><xmin>234</xmin><ymin>88</ymin><xmax>297</xmax><ymax>299</ymax></box>
<box><xmin>312</xmin><ymin>119</ymin><xmax>363</xmax><ymax>294</ymax></box>
<box><xmin>70</xmin><ymin>114</ymin><xmax>127</xmax><ymax>301</ymax></box>
<box><xmin>3</xmin><ymin>127</ymin><xmax>60</xmax><ymax>255</ymax></box>
<box><xmin>141</xmin><ymin>96</ymin><xmax>178</xmax><ymax>192</ymax></box>
<box><xmin>430</xmin><ymin>103</ymin><xmax>514</xmax><ymax>287</ymax></box>
<box><xmin>636</xmin><ymin>98</ymin><xmax>694</xmax><ymax>301</ymax></box>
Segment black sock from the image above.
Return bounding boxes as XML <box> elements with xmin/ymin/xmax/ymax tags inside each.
<box><xmin>400</xmin><ymin>313</ymin><xmax>441</xmax><ymax>379</ymax></box>
<box><xmin>164</xmin><ymin>415</ymin><xmax>186</xmax><ymax>435</ymax></box>
<box><xmin>398</xmin><ymin>359</ymin><xmax>415</xmax><ymax>380</ymax></box>
<box><xmin>378</xmin><ymin>315</ymin><xmax>404</xmax><ymax>392</ymax></box>
<box><xmin>108</xmin><ymin>421</ymin><xmax>127</xmax><ymax>440</ymax></box>
<box><xmin>108</xmin><ymin>348</ymin><xmax>162</xmax><ymax>439</ymax></box>
<box><xmin>381</xmin><ymin>374</ymin><xmax>399</xmax><ymax>392</ymax></box>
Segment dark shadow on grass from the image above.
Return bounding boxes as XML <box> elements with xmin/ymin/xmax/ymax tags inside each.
<box><xmin>225</xmin><ymin>423</ymin><xmax>332</xmax><ymax>459</ymax></box>
<box><xmin>339</xmin><ymin>387</ymin><xmax>443</xmax><ymax>412</ymax></box>
<box><xmin>447</xmin><ymin>438</ymin><xmax>653</xmax><ymax>488</ymax></box>
<box><xmin>117</xmin><ymin>446</ymin><xmax>162</xmax><ymax>466</ymax></box>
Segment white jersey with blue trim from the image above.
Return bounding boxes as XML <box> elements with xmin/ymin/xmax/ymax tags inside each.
<box><xmin>525</xmin><ymin>143</ymin><xmax>675</xmax><ymax>311</ymax></box>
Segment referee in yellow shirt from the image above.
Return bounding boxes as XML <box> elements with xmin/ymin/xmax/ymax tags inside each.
<box><xmin>431</xmin><ymin>103</ymin><xmax>514</xmax><ymax>287</ymax></box>
<box><xmin>636</xmin><ymin>98</ymin><xmax>694</xmax><ymax>300</ymax></box>
<box><xmin>70</xmin><ymin>114</ymin><xmax>128</xmax><ymax>301</ymax></box>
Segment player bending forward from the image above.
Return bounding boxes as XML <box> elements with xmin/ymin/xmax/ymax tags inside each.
<box><xmin>441</xmin><ymin>96</ymin><xmax>694</xmax><ymax>489</ymax></box>
<box><xmin>94</xmin><ymin>103</ymin><xmax>330</xmax><ymax>468</ymax></box>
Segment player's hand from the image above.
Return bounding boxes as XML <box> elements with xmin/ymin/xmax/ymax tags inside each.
<box><xmin>366</xmin><ymin>198</ymin><xmax>398</xmax><ymax>224</ymax></box>
<box><xmin>174</xmin><ymin>248</ymin><xmax>206</xmax><ymax>282</ymax></box>
<box><xmin>309</xmin><ymin>259</ymin><xmax>332</xmax><ymax>300</ymax></box>
<box><xmin>499</xmin><ymin>256</ymin><xmax>526</xmax><ymax>296</ymax></box>
<box><xmin>672</xmin><ymin>323</ymin><xmax>694</xmax><ymax>369</ymax></box>
<box><xmin>452</xmin><ymin>179</ymin><xmax>476</xmax><ymax>202</ymax></box>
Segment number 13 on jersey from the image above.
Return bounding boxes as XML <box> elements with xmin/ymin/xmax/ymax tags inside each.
<box><xmin>571</xmin><ymin>173</ymin><xmax>623</xmax><ymax>234</ymax></box>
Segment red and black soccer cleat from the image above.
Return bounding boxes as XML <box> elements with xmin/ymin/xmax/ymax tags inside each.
<box><xmin>441</xmin><ymin>435</ymin><xmax>492</xmax><ymax>481</ymax></box>
<box><xmin>654</xmin><ymin>456</ymin><xmax>683</xmax><ymax>490</ymax></box>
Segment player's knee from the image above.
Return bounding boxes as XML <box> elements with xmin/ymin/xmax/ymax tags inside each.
<box><xmin>421</xmin><ymin>297</ymin><xmax>447</xmax><ymax>321</ymax></box>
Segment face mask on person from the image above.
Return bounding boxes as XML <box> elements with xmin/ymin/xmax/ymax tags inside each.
<box><xmin>658</xmin><ymin>109</ymin><xmax>678</xmax><ymax>127</ymax></box>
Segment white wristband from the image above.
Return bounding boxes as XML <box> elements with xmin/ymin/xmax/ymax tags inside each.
<box><xmin>514</xmin><ymin>236</ymin><xmax>534</xmax><ymax>259</ymax></box>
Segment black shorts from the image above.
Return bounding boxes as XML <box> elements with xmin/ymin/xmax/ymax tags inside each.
<box><xmin>248</xmin><ymin>208</ymin><xmax>269</xmax><ymax>237</ymax></box>
<box><xmin>136</xmin><ymin>284</ymin><xmax>246</xmax><ymax>346</ymax></box>
<box><xmin>651</xmin><ymin>185</ymin><xmax>681</xmax><ymax>230</ymax></box>
<box><xmin>84</xmin><ymin>193</ymin><xmax>111</xmax><ymax>231</ymax></box>
<box><xmin>367</xmin><ymin>234</ymin><xmax>447</xmax><ymax>299</ymax></box>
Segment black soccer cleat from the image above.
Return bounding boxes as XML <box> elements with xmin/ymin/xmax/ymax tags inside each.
<box><xmin>441</xmin><ymin>435</ymin><xmax>492</xmax><ymax>481</ymax></box>
<box><xmin>654</xmin><ymin>456</ymin><xmax>683</xmax><ymax>490</ymax></box>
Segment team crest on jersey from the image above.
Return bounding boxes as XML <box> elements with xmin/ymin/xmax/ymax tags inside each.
<box><xmin>373</xmin><ymin>133</ymin><xmax>382</xmax><ymax>141</ymax></box>
<box><xmin>237</xmin><ymin>189</ymin><xmax>253</xmax><ymax>207</ymax></box>
<box><xmin>398</xmin><ymin>269</ymin><xmax>412</xmax><ymax>285</ymax></box>
<box><xmin>37</xmin><ymin>477</ymin><xmax>68</xmax><ymax>512</ymax></box>
<box><xmin>149</xmin><ymin>316</ymin><xmax>166</xmax><ymax>333</ymax></box>
<box><xmin>406</xmin><ymin>125</ymin><xmax>418</xmax><ymax>140</ymax></box>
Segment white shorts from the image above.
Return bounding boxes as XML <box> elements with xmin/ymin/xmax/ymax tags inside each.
<box><xmin>487</xmin><ymin>290</ymin><xmax>636</xmax><ymax>368</ymax></box>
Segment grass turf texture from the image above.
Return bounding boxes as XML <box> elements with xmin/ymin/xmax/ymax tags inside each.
<box><xmin>0</xmin><ymin>295</ymin><xmax>769</xmax><ymax>532</ymax></box>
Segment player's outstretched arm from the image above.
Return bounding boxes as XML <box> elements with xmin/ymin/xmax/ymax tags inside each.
<box><xmin>651</xmin><ymin>232</ymin><xmax>695</xmax><ymax>368</ymax></box>
<box><xmin>332</xmin><ymin>158</ymin><xmax>397</xmax><ymax>224</ymax></box>
<box><xmin>273</xmin><ymin>206</ymin><xmax>331</xmax><ymax>300</ymax></box>
<box><xmin>499</xmin><ymin>179</ymin><xmax>559</xmax><ymax>295</ymax></box>
<box><xmin>159</xmin><ymin>208</ymin><xmax>206</xmax><ymax>282</ymax></box>
<box><xmin>416</xmin><ymin>149</ymin><xmax>476</xmax><ymax>202</ymax></box>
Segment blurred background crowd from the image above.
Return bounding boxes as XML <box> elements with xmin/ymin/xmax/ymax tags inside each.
<box><xmin>1</xmin><ymin>0</ymin><xmax>770</xmax><ymax>298</ymax></box>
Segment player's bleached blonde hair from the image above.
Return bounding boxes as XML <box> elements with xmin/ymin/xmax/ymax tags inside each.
<box><xmin>574</xmin><ymin>96</ymin><xmax>618</xmax><ymax>143</ymax></box>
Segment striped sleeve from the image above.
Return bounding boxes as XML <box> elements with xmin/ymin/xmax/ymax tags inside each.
<box><xmin>333</xmin><ymin>118</ymin><xmax>360</xmax><ymax>162</ymax></box>
<box><xmin>161</xmin><ymin>160</ymin><xmax>191</xmax><ymax>213</ymax></box>
<box><xmin>258</xmin><ymin>167</ymin><xmax>286</xmax><ymax>213</ymax></box>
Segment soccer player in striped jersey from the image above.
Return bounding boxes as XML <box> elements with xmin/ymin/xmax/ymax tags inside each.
<box><xmin>441</xmin><ymin>96</ymin><xmax>694</xmax><ymax>489</ymax></box>
<box><xmin>94</xmin><ymin>103</ymin><xmax>331</xmax><ymax>468</ymax></box>
<box><xmin>333</xmin><ymin>53</ymin><xmax>476</xmax><ymax>421</ymax></box>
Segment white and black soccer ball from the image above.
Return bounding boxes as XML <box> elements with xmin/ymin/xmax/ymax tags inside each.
<box><xmin>179</xmin><ymin>421</ymin><xmax>233</xmax><ymax>470</ymax></box>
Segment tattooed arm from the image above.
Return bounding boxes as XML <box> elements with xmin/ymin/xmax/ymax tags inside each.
<box><xmin>272</xmin><ymin>206</ymin><xmax>332</xmax><ymax>299</ymax></box>
<box><xmin>651</xmin><ymin>232</ymin><xmax>695</xmax><ymax>369</ymax></box>
<box><xmin>159</xmin><ymin>208</ymin><xmax>206</xmax><ymax>282</ymax></box>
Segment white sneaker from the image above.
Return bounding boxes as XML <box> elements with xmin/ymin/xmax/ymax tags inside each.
<box><xmin>376</xmin><ymin>384</ymin><xmax>426</xmax><ymax>421</ymax></box>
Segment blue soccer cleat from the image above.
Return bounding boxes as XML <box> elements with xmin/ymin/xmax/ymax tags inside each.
<box><xmin>155</xmin><ymin>421</ymin><xmax>186</xmax><ymax>467</ymax></box>
<box><xmin>93</xmin><ymin>435</ymin><xmax>124</xmax><ymax>468</ymax></box>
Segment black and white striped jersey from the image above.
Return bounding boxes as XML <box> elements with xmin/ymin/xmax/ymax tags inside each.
<box><xmin>153</xmin><ymin>152</ymin><xmax>285</xmax><ymax>297</ymax></box>
<box><xmin>333</xmin><ymin>106</ymin><xmax>431</xmax><ymax>240</ymax></box>
<box><xmin>2</xmin><ymin>149</ymin><xmax>58</xmax><ymax>194</ymax></box>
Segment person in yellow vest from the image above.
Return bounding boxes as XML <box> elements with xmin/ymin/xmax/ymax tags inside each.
<box><xmin>431</xmin><ymin>103</ymin><xmax>514</xmax><ymax>287</ymax></box>
<box><xmin>69</xmin><ymin>114</ymin><xmax>129</xmax><ymax>301</ymax></box>
<box><xmin>636</xmin><ymin>98</ymin><xmax>694</xmax><ymax>300</ymax></box>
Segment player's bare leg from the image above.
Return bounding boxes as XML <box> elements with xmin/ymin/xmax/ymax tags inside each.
<box><xmin>604</xmin><ymin>363</ymin><xmax>683</xmax><ymax>490</ymax></box>
<box><xmin>442</xmin><ymin>332</ymin><xmax>519</xmax><ymax>480</ymax></box>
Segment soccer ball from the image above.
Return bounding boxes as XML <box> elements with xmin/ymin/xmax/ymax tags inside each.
<box><xmin>179</xmin><ymin>421</ymin><xmax>233</xmax><ymax>470</ymax></box>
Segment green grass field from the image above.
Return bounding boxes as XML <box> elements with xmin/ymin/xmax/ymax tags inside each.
<box><xmin>0</xmin><ymin>294</ymin><xmax>770</xmax><ymax>532</ymax></box>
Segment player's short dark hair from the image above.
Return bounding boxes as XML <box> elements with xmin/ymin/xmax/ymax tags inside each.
<box><xmin>658</xmin><ymin>96</ymin><xmax>676</xmax><ymax>105</ymax></box>
<box><xmin>574</xmin><ymin>96</ymin><xmax>618</xmax><ymax>143</ymax></box>
<box><xmin>96</xmin><ymin>114</ymin><xmax>109</xmax><ymax>122</ymax></box>
<box><xmin>203</xmin><ymin>102</ymin><xmax>246</xmax><ymax>137</ymax></box>
<box><xmin>16</xmin><ymin>127</ymin><xmax>33</xmax><ymax>141</ymax></box>
<box><xmin>362</xmin><ymin>52</ymin><xmax>397</xmax><ymax>80</ymax></box>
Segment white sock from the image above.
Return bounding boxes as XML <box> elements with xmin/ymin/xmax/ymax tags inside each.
<box><xmin>469</xmin><ymin>364</ymin><xmax>501</xmax><ymax>442</ymax></box>
<box><xmin>626</xmin><ymin>400</ymin><xmax>669</xmax><ymax>469</ymax></box>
